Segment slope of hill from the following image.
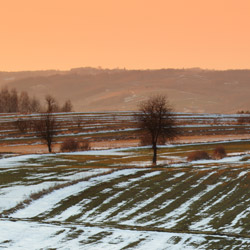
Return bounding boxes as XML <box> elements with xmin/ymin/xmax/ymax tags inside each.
<box><xmin>1</xmin><ymin>68</ymin><xmax>250</xmax><ymax>113</ymax></box>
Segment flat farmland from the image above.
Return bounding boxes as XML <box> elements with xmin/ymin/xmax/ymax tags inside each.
<box><xmin>1</xmin><ymin>112</ymin><xmax>250</xmax><ymax>249</ymax></box>
<box><xmin>0</xmin><ymin>111</ymin><xmax>250</xmax><ymax>153</ymax></box>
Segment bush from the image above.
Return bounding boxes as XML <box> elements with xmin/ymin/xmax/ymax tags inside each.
<box><xmin>237</xmin><ymin>110</ymin><xmax>250</xmax><ymax>114</ymax></box>
<box><xmin>61</xmin><ymin>138</ymin><xmax>91</xmax><ymax>152</ymax></box>
<box><xmin>187</xmin><ymin>150</ymin><xmax>210</xmax><ymax>161</ymax></box>
<box><xmin>60</xmin><ymin>138</ymin><xmax>79</xmax><ymax>152</ymax></box>
<box><xmin>79</xmin><ymin>140</ymin><xmax>91</xmax><ymax>151</ymax></box>
<box><xmin>213</xmin><ymin>146</ymin><xmax>226</xmax><ymax>159</ymax></box>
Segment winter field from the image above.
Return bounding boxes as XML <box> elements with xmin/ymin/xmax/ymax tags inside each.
<box><xmin>1</xmin><ymin>112</ymin><xmax>250</xmax><ymax>249</ymax></box>
<box><xmin>0</xmin><ymin>111</ymin><xmax>250</xmax><ymax>152</ymax></box>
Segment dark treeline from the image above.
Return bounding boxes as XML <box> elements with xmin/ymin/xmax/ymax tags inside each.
<box><xmin>0</xmin><ymin>87</ymin><xmax>72</xmax><ymax>113</ymax></box>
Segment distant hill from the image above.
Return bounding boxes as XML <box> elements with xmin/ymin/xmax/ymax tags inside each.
<box><xmin>1</xmin><ymin>67</ymin><xmax>250</xmax><ymax>113</ymax></box>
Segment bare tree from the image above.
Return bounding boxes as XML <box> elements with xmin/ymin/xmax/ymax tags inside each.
<box><xmin>45</xmin><ymin>95</ymin><xmax>59</xmax><ymax>113</ymax></box>
<box><xmin>30</xmin><ymin>96</ymin><xmax>41</xmax><ymax>113</ymax></box>
<box><xmin>34</xmin><ymin>113</ymin><xmax>58</xmax><ymax>153</ymax></box>
<box><xmin>61</xmin><ymin>99</ymin><xmax>73</xmax><ymax>112</ymax></box>
<box><xmin>136</xmin><ymin>95</ymin><xmax>178</xmax><ymax>165</ymax></box>
<box><xmin>19</xmin><ymin>91</ymin><xmax>31</xmax><ymax>113</ymax></box>
<box><xmin>0</xmin><ymin>87</ymin><xmax>10</xmax><ymax>113</ymax></box>
<box><xmin>9</xmin><ymin>88</ymin><xmax>19</xmax><ymax>113</ymax></box>
<box><xmin>0</xmin><ymin>87</ymin><xmax>41</xmax><ymax>113</ymax></box>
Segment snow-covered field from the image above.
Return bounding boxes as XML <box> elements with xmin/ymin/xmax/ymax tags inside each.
<box><xmin>1</xmin><ymin>149</ymin><xmax>250</xmax><ymax>249</ymax></box>
<box><xmin>2</xmin><ymin>219</ymin><xmax>250</xmax><ymax>250</ymax></box>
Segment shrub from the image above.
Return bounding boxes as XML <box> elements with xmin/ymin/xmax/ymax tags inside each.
<box><xmin>60</xmin><ymin>138</ymin><xmax>79</xmax><ymax>152</ymax></box>
<box><xmin>187</xmin><ymin>150</ymin><xmax>210</xmax><ymax>161</ymax></box>
<box><xmin>79</xmin><ymin>140</ymin><xmax>91</xmax><ymax>151</ymax></box>
<box><xmin>237</xmin><ymin>110</ymin><xmax>250</xmax><ymax>114</ymax></box>
<box><xmin>213</xmin><ymin>146</ymin><xmax>226</xmax><ymax>159</ymax></box>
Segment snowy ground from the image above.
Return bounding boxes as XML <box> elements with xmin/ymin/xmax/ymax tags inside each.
<box><xmin>2</xmin><ymin>219</ymin><xmax>250</xmax><ymax>250</ymax></box>
<box><xmin>2</xmin><ymin>148</ymin><xmax>250</xmax><ymax>249</ymax></box>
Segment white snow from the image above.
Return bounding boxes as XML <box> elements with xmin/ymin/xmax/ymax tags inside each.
<box><xmin>191</xmin><ymin>155</ymin><xmax>243</xmax><ymax>164</ymax></box>
<box><xmin>0</xmin><ymin>219</ymin><xmax>226</xmax><ymax>250</ymax></box>
<box><xmin>0</xmin><ymin>182</ymin><xmax>59</xmax><ymax>212</ymax></box>
<box><xmin>59</xmin><ymin>148</ymin><xmax>134</xmax><ymax>156</ymax></box>
<box><xmin>238</xmin><ymin>171</ymin><xmax>248</xmax><ymax>178</ymax></box>
<box><xmin>2</xmin><ymin>132</ymin><xmax>250</xmax><ymax>249</ymax></box>
<box><xmin>0</xmin><ymin>154</ymin><xmax>50</xmax><ymax>168</ymax></box>
<box><xmin>114</xmin><ymin>171</ymin><xmax>161</xmax><ymax>188</ymax></box>
<box><xmin>160</xmin><ymin>183</ymin><xmax>222</xmax><ymax>228</ymax></box>
<box><xmin>12</xmin><ymin>169</ymin><xmax>139</xmax><ymax>219</ymax></box>
<box><xmin>0</xmin><ymin>169</ymin><xmax>108</xmax><ymax>213</ymax></box>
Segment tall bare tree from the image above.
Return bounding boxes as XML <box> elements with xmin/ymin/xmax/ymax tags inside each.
<box><xmin>9</xmin><ymin>88</ymin><xmax>19</xmax><ymax>112</ymax></box>
<box><xmin>0</xmin><ymin>87</ymin><xmax>10</xmax><ymax>113</ymax></box>
<box><xmin>45</xmin><ymin>95</ymin><xmax>59</xmax><ymax>113</ymax></box>
<box><xmin>61</xmin><ymin>99</ymin><xmax>73</xmax><ymax>112</ymax></box>
<box><xmin>136</xmin><ymin>95</ymin><xmax>178</xmax><ymax>165</ymax></box>
<box><xmin>30</xmin><ymin>96</ymin><xmax>41</xmax><ymax>113</ymax></box>
<box><xmin>19</xmin><ymin>91</ymin><xmax>31</xmax><ymax>113</ymax></box>
<box><xmin>34</xmin><ymin>113</ymin><xmax>58</xmax><ymax>153</ymax></box>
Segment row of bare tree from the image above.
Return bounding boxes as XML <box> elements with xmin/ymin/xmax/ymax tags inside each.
<box><xmin>44</xmin><ymin>95</ymin><xmax>178</xmax><ymax>164</ymax></box>
<box><xmin>14</xmin><ymin>94</ymin><xmax>178</xmax><ymax>165</ymax></box>
<box><xmin>0</xmin><ymin>87</ymin><xmax>73</xmax><ymax>113</ymax></box>
<box><xmin>0</xmin><ymin>88</ymin><xmax>39</xmax><ymax>113</ymax></box>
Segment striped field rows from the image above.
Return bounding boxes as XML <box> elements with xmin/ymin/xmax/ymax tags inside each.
<box><xmin>1</xmin><ymin>152</ymin><xmax>250</xmax><ymax>249</ymax></box>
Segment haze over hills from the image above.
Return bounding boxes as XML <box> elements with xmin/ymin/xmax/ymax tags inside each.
<box><xmin>0</xmin><ymin>68</ymin><xmax>250</xmax><ymax>113</ymax></box>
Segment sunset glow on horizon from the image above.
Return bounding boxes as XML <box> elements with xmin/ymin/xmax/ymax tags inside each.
<box><xmin>1</xmin><ymin>0</ymin><xmax>250</xmax><ymax>71</ymax></box>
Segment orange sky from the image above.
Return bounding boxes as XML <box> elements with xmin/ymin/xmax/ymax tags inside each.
<box><xmin>1</xmin><ymin>0</ymin><xmax>250</xmax><ymax>71</ymax></box>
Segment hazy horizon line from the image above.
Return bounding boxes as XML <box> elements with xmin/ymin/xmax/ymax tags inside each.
<box><xmin>2</xmin><ymin>66</ymin><xmax>250</xmax><ymax>73</ymax></box>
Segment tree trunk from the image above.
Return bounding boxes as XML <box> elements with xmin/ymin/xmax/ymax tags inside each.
<box><xmin>152</xmin><ymin>143</ymin><xmax>157</xmax><ymax>166</ymax></box>
<box><xmin>48</xmin><ymin>142</ymin><xmax>52</xmax><ymax>153</ymax></box>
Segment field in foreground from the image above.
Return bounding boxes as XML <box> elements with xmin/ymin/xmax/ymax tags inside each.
<box><xmin>1</xmin><ymin>141</ymin><xmax>250</xmax><ymax>249</ymax></box>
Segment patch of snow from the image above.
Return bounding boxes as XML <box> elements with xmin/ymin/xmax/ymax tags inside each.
<box><xmin>0</xmin><ymin>182</ymin><xmax>61</xmax><ymax>212</ymax></box>
<box><xmin>114</xmin><ymin>171</ymin><xmax>161</xmax><ymax>188</ymax></box>
<box><xmin>160</xmin><ymin>183</ymin><xmax>222</xmax><ymax>228</ymax></box>
<box><xmin>12</xmin><ymin>169</ymin><xmax>139</xmax><ymax>219</ymax></box>
<box><xmin>0</xmin><ymin>220</ymin><xmax>216</xmax><ymax>250</ymax></box>
<box><xmin>0</xmin><ymin>154</ymin><xmax>51</xmax><ymax>168</ymax></box>
<box><xmin>191</xmin><ymin>156</ymin><xmax>243</xmax><ymax>164</ymax></box>
<box><xmin>238</xmin><ymin>171</ymin><xmax>248</xmax><ymax>178</ymax></box>
<box><xmin>59</xmin><ymin>148</ymin><xmax>134</xmax><ymax>156</ymax></box>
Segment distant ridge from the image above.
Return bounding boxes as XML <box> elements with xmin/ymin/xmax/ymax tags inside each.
<box><xmin>1</xmin><ymin>67</ymin><xmax>250</xmax><ymax>113</ymax></box>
